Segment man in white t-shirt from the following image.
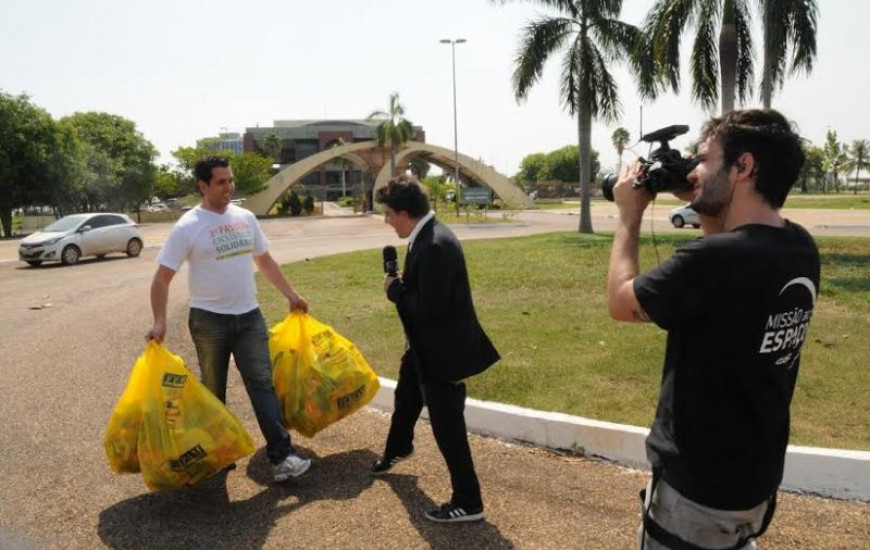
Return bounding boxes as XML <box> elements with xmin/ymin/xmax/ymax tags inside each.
<box><xmin>147</xmin><ymin>156</ymin><xmax>310</xmax><ymax>482</ymax></box>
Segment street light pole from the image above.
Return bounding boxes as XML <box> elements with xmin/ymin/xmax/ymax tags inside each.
<box><xmin>440</xmin><ymin>38</ymin><xmax>466</xmax><ymax>215</ymax></box>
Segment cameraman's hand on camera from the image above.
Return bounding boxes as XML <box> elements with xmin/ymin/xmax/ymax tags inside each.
<box><xmin>613</xmin><ymin>161</ymin><xmax>653</xmax><ymax>226</ymax></box>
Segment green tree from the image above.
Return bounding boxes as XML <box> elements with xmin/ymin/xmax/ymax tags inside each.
<box><xmin>302</xmin><ymin>194</ymin><xmax>315</xmax><ymax>214</ymax></box>
<box><xmin>544</xmin><ymin>145</ymin><xmax>600</xmax><ymax>184</ymax></box>
<box><xmin>611</xmin><ymin>127</ymin><xmax>631</xmax><ymax>171</ymax></box>
<box><xmin>0</xmin><ymin>92</ymin><xmax>62</xmax><ymax>236</ymax></box>
<box><xmin>366</xmin><ymin>92</ymin><xmax>414</xmax><ymax>177</ymax></box>
<box><xmin>843</xmin><ymin>139</ymin><xmax>870</xmax><ymax>194</ymax></box>
<box><xmin>799</xmin><ymin>145</ymin><xmax>825</xmax><ymax>193</ymax></box>
<box><xmin>64</xmin><ymin>112</ymin><xmax>157</xmax><ymax>212</ymax></box>
<box><xmin>421</xmin><ymin>174</ymin><xmax>449</xmax><ymax>212</ymax></box>
<box><xmin>229</xmin><ymin>152</ymin><xmax>273</xmax><ymax>196</ymax></box>
<box><xmin>408</xmin><ymin>156</ymin><xmax>431</xmax><ymax>179</ymax></box>
<box><xmin>330</xmin><ymin>137</ymin><xmax>354</xmax><ymax>198</ymax></box>
<box><xmin>495</xmin><ymin>0</ymin><xmax>640</xmax><ymax>233</ymax></box>
<box><xmin>516</xmin><ymin>152</ymin><xmax>547</xmax><ymax>183</ymax></box>
<box><xmin>821</xmin><ymin>130</ymin><xmax>847</xmax><ymax>194</ymax></box>
<box><xmin>172</xmin><ymin>148</ymin><xmax>272</xmax><ymax>196</ymax></box>
<box><xmin>153</xmin><ymin>164</ymin><xmax>186</xmax><ymax>198</ymax></box>
<box><xmin>263</xmin><ymin>131</ymin><xmax>282</xmax><ymax>163</ymax></box>
<box><xmin>760</xmin><ymin>0</ymin><xmax>818</xmax><ymax>109</ymax></box>
<box><xmin>287</xmin><ymin>191</ymin><xmax>303</xmax><ymax>216</ymax></box>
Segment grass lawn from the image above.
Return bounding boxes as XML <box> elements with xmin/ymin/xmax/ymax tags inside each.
<box><xmin>258</xmin><ymin>232</ymin><xmax>870</xmax><ymax>451</ymax></box>
<box><xmin>618</xmin><ymin>194</ymin><xmax>870</xmax><ymax>210</ymax></box>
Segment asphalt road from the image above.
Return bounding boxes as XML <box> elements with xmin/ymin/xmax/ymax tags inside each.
<box><xmin>1</xmin><ymin>208</ymin><xmax>868</xmax><ymax>550</ymax></box>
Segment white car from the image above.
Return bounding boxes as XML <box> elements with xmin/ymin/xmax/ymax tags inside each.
<box><xmin>18</xmin><ymin>213</ymin><xmax>144</xmax><ymax>267</ymax></box>
<box><xmin>669</xmin><ymin>204</ymin><xmax>701</xmax><ymax>228</ymax></box>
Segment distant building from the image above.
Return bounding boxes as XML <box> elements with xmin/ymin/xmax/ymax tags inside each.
<box><xmin>244</xmin><ymin>119</ymin><xmax>425</xmax><ymax>199</ymax></box>
<box><xmin>197</xmin><ymin>132</ymin><xmax>244</xmax><ymax>155</ymax></box>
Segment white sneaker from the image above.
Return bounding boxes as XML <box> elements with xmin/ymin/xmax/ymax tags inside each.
<box><xmin>272</xmin><ymin>454</ymin><xmax>311</xmax><ymax>482</ymax></box>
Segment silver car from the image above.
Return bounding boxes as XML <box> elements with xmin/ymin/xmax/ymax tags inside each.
<box><xmin>669</xmin><ymin>204</ymin><xmax>701</xmax><ymax>229</ymax></box>
<box><xmin>18</xmin><ymin>213</ymin><xmax>144</xmax><ymax>266</ymax></box>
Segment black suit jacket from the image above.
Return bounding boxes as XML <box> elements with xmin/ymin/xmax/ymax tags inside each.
<box><xmin>387</xmin><ymin>217</ymin><xmax>499</xmax><ymax>383</ymax></box>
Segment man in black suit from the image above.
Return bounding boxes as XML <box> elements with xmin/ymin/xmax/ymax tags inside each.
<box><xmin>373</xmin><ymin>176</ymin><xmax>500</xmax><ymax>523</ymax></box>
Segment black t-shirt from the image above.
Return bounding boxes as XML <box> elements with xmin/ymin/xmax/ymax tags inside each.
<box><xmin>634</xmin><ymin>221</ymin><xmax>820</xmax><ymax>510</ymax></box>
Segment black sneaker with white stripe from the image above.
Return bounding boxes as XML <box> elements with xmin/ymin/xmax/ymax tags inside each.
<box><xmin>424</xmin><ymin>502</ymin><xmax>485</xmax><ymax>523</ymax></box>
<box><xmin>370</xmin><ymin>446</ymin><xmax>414</xmax><ymax>475</ymax></box>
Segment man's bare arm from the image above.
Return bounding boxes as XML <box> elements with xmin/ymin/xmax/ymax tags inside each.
<box><xmin>147</xmin><ymin>265</ymin><xmax>177</xmax><ymax>341</ymax></box>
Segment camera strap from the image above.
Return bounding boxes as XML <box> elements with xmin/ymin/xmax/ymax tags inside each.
<box><xmin>639</xmin><ymin>470</ymin><xmax>777</xmax><ymax>550</ymax></box>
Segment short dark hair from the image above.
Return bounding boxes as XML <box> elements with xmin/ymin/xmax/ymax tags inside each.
<box><xmin>194</xmin><ymin>156</ymin><xmax>230</xmax><ymax>185</ymax></box>
<box><xmin>375</xmin><ymin>175</ymin><xmax>430</xmax><ymax>218</ymax></box>
<box><xmin>700</xmin><ymin>109</ymin><xmax>805</xmax><ymax>208</ymax></box>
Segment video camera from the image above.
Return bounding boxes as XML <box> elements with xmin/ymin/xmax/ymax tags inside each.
<box><xmin>602</xmin><ymin>125</ymin><xmax>698</xmax><ymax>201</ymax></box>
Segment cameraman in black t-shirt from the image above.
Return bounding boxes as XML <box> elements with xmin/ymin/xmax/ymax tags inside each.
<box><xmin>607</xmin><ymin>109</ymin><xmax>820</xmax><ymax>550</ymax></box>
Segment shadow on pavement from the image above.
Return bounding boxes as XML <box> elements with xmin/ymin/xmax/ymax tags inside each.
<box><xmin>98</xmin><ymin>447</ymin><xmax>377</xmax><ymax>550</ymax></box>
<box><xmin>381</xmin><ymin>473</ymin><xmax>515</xmax><ymax>550</ymax></box>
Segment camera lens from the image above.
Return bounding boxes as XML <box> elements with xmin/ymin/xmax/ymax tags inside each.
<box><xmin>601</xmin><ymin>174</ymin><xmax>618</xmax><ymax>202</ymax></box>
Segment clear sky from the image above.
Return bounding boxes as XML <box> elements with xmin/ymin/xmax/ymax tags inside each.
<box><xmin>2</xmin><ymin>0</ymin><xmax>867</xmax><ymax>177</ymax></box>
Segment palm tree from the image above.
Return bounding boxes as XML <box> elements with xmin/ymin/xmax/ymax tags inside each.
<box><xmin>330</xmin><ymin>137</ymin><xmax>354</xmax><ymax>198</ymax></box>
<box><xmin>641</xmin><ymin>0</ymin><xmax>755</xmax><ymax>114</ymax></box>
<box><xmin>611</xmin><ymin>127</ymin><xmax>631</xmax><ymax>171</ymax></box>
<box><xmin>844</xmin><ymin>139</ymin><xmax>869</xmax><ymax>195</ymax></box>
<box><xmin>641</xmin><ymin>0</ymin><xmax>820</xmax><ymax>113</ymax></box>
<box><xmin>493</xmin><ymin>0</ymin><xmax>640</xmax><ymax>233</ymax></box>
<box><xmin>366</xmin><ymin>92</ymin><xmax>415</xmax><ymax>177</ymax></box>
<box><xmin>760</xmin><ymin>0</ymin><xmax>818</xmax><ymax>109</ymax></box>
<box><xmin>408</xmin><ymin>156</ymin><xmax>431</xmax><ymax>179</ymax></box>
<box><xmin>821</xmin><ymin>130</ymin><xmax>847</xmax><ymax>194</ymax></box>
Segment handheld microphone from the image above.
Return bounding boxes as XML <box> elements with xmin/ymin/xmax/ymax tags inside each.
<box><xmin>382</xmin><ymin>246</ymin><xmax>399</xmax><ymax>277</ymax></box>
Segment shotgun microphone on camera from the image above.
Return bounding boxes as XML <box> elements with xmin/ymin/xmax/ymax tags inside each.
<box><xmin>383</xmin><ymin>246</ymin><xmax>399</xmax><ymax>277</ymax></box>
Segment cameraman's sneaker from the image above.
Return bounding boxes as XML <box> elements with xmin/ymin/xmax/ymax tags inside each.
<box><xmin>424</xmin><ymin>502</ymin><xmax>485</xmax><ymax>523</ymax></box>
<box><xmin>272</xmin><ymin>453</ymin><xmax>311</xmax><ymax>482</ymax></box>
<box><xmin>370</xmin><ymin>446</ymin><xmax>414</xmax><ymax>476</ymax></box>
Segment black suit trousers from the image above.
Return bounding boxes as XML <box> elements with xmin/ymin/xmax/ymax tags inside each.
<box><xmin>384</xmin><ymin>351</ymin><xmax>483</xmax><ymax>510</ymax></box>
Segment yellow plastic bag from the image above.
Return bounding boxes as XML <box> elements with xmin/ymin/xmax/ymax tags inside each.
<box><xmin>104</xmin><ymin>341</ymin><xmax>256</xmax><ymax>491</ymax></box>
<box><xmin>270</xmin><ymin>313</ymin><xmax>380</xmax><ymax>437</ymax></box>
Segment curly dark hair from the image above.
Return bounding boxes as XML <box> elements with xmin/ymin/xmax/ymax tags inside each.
<box><xmin>375</xmin><ymin>175</ymin><xmax>430</xmax><ymax>218</ymax></box>
<box><xmin>700</xmin><ymin>109</ymin><xmax>805</xmax><ymax>209</ymax></box>
<box><xmin>194</xmin><ymin>156</ymin><xmax>230</xmax><ymax>185</ymax></box>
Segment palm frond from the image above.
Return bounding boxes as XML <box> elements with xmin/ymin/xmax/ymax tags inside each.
<box><xmin>644</xmin><ymin>0</ymin><xmax>699</xmax><ymax>93</ymax></box>
<box><xmin>733</xmin><ymin>0</ymin><xmax>755</xmax><ymax>105</ymax></box>
<box><xmin>787</xmin><ymin>0</ymin><xmax>818</xmax><ymax>75</ymax></box>
<box><xmin>559</xmin><ymin>35</ymin><xmax>582</xmax><ymax>115</ymax></box>
<box><xmin>488</xmin><ymin>0</ymin><xmax>579</xmax><ymax>16</ymax></box>
<box><xmin>591</xmin><ymin>16</ymin><xmax>641</xmax><ymax>62</ymax></box>
<box><xmin>512</xmin><ymin>17</ymin><xmax>574</xmax><ymax>102</ymax></box>
<box><xmin>690</xmin><ymin>0</ymin><xmax>719</xmax><ymax>110</ymax></box>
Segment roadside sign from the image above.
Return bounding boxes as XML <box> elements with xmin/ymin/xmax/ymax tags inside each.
<box><xmin>460</xmin><ymin>187</ymin><xmax>493</xmax><ymax>205</ymax></box>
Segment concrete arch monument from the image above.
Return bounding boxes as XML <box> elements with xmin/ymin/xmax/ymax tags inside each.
<box><xmin>243</xmin><ymin>140</ymin><xmax>531</xmax><ymax>215</ymax></box>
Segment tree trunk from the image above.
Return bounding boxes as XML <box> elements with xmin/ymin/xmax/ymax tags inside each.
<box><xmin>719</xmin><ymin>0</ymin><xmax>738</xmax><ymax>114</ymax></box>
<box><xmin>577</xmin><ymin>104</ymin><xmax>594</xmax><ymax>234</ymax></box>
<box><xmin>0</xmin><ymin>208</ymin><xmax>12</xmax><ymax>238</ymax></box>
<box><xmin>761</xmin><ymin>2</ymin><xmax>774</xmax><ymax>109</ymax></box>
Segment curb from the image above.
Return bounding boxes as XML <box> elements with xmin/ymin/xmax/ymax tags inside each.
<box><xmin>370</xmin><ymin>377</ymin><xmax>870</xmax><ymax>502</ymax></box>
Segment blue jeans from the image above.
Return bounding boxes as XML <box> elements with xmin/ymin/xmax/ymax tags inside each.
<box><xmin>188</xmin><ymin>307</ymin><xmax>291</xmax><ymax>465</ymax></box>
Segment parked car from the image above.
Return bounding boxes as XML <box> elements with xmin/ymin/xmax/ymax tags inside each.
<box><xmin>18</xmin><ymin>213</ymin><xmax>143</xmax><ymax>267</ymax></box>
<box><xmin>147</xmin><ymin>203</ymin><xmax>170</xmax><ymax>213</ymax></box>
<box><xmin>669</xmin><ymin>204</ymin><xmax>701</xmax><ymax>228</ymax></box>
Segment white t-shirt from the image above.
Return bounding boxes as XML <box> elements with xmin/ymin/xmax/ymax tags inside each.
<box><xmin>157</xmin><ymin>204</ymin><xmax>268</xmax><ymax>314</ymax></box>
